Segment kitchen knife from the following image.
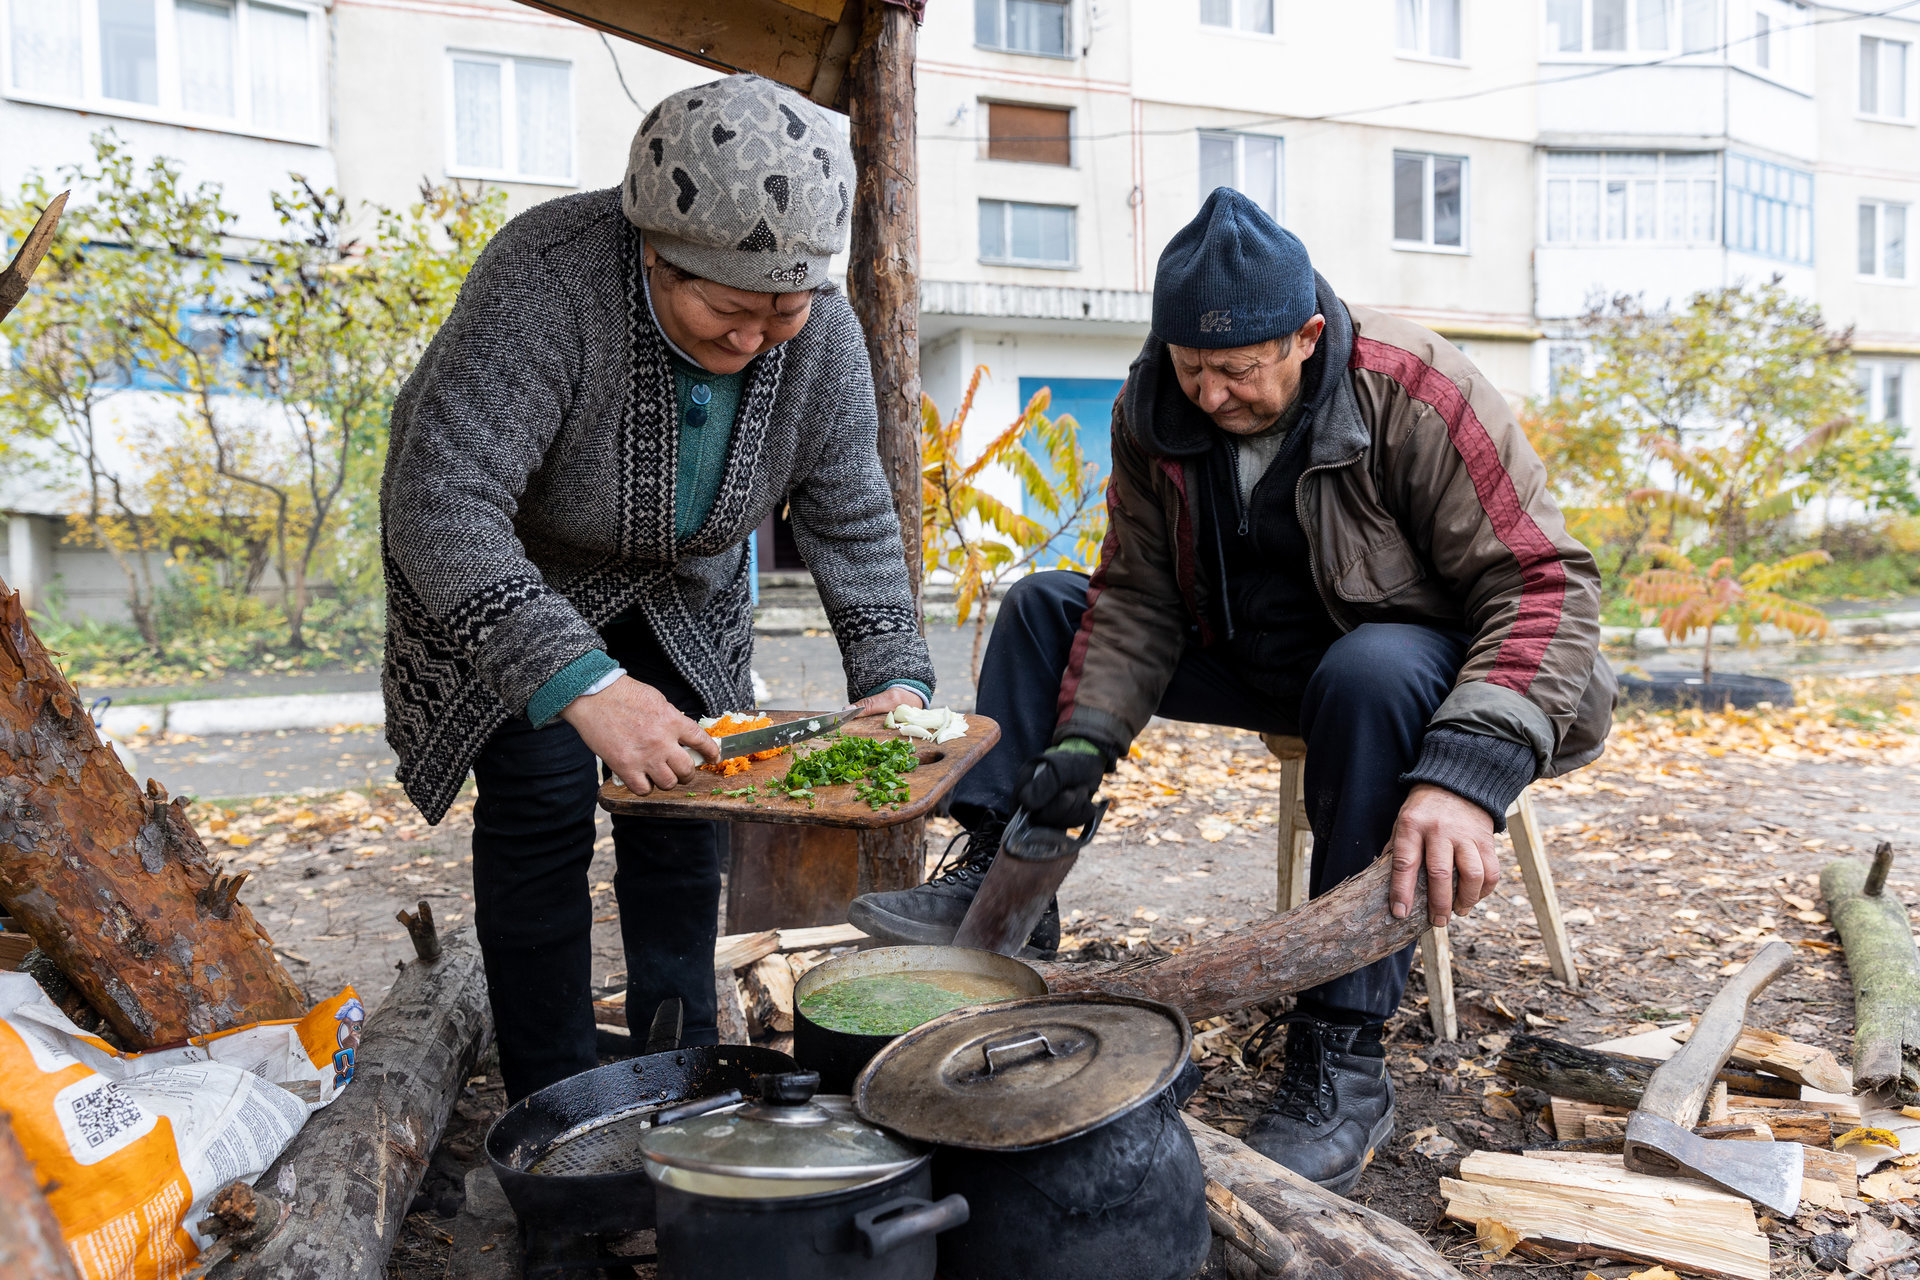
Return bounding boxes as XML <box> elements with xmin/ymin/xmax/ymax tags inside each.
<box><xmin>709</xmin><ymin>705</ymin><xmax>862</xmax><ymax>757</ymax></box>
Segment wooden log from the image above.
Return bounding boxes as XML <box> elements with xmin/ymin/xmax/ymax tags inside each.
<box><xmin>1821</xmin><ymin>842</ymin><xmax>1920</xmax><ymax>1102</ymax></box>
<box><xmin>1498</xmin><ymin>1035</ymin><xmax>1797</xmax><ymax>1113</ymax></box>
<box><xmin>726</xmin><ymin>823</ymin><xmax>857</xmax><ymax>932</ymax></box>
<box><xmin>204</xmin><ymin>928</ymin><xmax>491</xmax><ymax>1280</ymax></box>
<box><xmin>0</xmin><ymin>584</ymin><xmax>306</xmax><ymax>1047</ymax></box>
<box><xmin>0</xmin><ymin>192</ymin><xmax>67</xmax><ymax>325</ymax></box>
<box><xmin>1672</xmin><ymin>1021</ymin><xmax>1853</xmax><ymax>1094</ymax></box>
<box><xmin>1725</xmin><ymin>1107</ymin><xmax>1833</xmax><ymax>1147</ymax></box>
<box><xmin>715</xmin><ymin>964</ymin><xmax>751</xmax><ymax>1046</ymax></box>
<box><xmin>0</xmin><ymin>1113</ymin><xmax>80</xmax><ymax>1280</ymax></box>
<box><xmin>1440</xmin><ymin>1151</ymin><xmax>1768</xmax><ymax>1280</ymax></box>
<box><xmin>1583</xmin><ymin>1115</ymin><xmax>1772</xmax><ymax>1142</ymax></box>
<box><xmin>1036</xmin><ymin>854</ymin><xmax>1428</xmax><ymax>1022</ymax></box>
<box><xmin>1182</xmin><ymin>1113</ymin><xmax>1464</xmax><ymax>1279</ymax></box>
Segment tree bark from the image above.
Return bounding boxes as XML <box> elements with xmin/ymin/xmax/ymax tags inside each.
<box><xmin>205</xmin><ymin>929</ymin><xmax>492</xmax><ymax>1280</ymax></box>
<box><xmin>1184</xmin><ymin>1114</ymin><xmax>1463</xmax><ymax>1280</ymax></box>
<box><xmin>1032</xmin><ymin>854</ymin><xmax>1426</xmax><ymax>1022</ymax></box>
<box><xmin>1498</xmin><ymin>1035</ymin><xmax>1795</xmax><ymax>1113</ymax></box>
<box><xmin>1821</xmin><ymin>842</ymin><xmax>1920</xmax><ymax>1101</ymax></box>
<box><xmin>0</xmin><ymin>582</ymin><xmax>306</xmax><ymax>1047</ymax></box>
<box><xmin>0</xmin><ymin>1113</ymin><xmax>81</xmax><ymax>1280</ymax></box>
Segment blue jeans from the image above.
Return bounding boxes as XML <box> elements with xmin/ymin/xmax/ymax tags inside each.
<box><xmin>952</xmin><ymin>571</ymin><xmax>1468</xmax><ymax>1021</ymax></box>
<box><xmin>471</xmin><ymin>615</ymin><xmax>722</xmax><ymax>1102</ymax></box>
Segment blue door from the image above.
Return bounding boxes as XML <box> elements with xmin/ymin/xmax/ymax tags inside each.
<box><xmin>1017</xmin><ymin>377</ymin><xmax>1123</xmax><ymax>562</ymax></box>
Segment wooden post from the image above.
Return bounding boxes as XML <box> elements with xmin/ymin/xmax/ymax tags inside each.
<box><xmin>847</xmin><ymin>0</ymin><xmax>927</xmax><ymax>890</ymax></box>
<box><xmin>0</xmin><ymin>1114</ymin><xmax>81</xmax><ymax>1280</ymax></box>
<box><xmin>0</xmin><ymin>583</ymin><xmax>307</xmax><ymax>1047</ymax></box>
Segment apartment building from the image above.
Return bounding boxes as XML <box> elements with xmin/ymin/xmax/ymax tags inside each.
<box><xmin>2</xmin><ymin>0</ymin><xmax>1915</xmax><ymax>610</ymax></box>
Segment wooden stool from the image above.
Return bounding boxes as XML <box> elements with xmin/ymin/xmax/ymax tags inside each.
<box><xmin>1259</xmin><ymin>734</ymin><xmax>1579</xmax><ymax>1040</ymax></box>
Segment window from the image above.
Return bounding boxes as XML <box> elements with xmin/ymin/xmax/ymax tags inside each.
<box><xmin>975</xmin><ymin>0</ymin><xmax>1070</xmax><ymax>56</ymax></box>
<box><xmin>1547</xmin><ymin>343</ymin><xmax>1587</xmax><ymax>399</ymax></box>
<box><xmin>1398</xmin><ymin>0</ymin><xmax>1462</xmax><ymax>59</ymax></box>
<box><xmin>4</xmin><ymin>0</ymin><xmax>320</xmax><ymax>140</ymax></box>
<box><xmin>979</xmin><ymin>199</ymin><xmax>1075</xmax><ymax>267</ymax></box>
<box><xmin>1741</xmin><ymin>0</ymin><xmax>1808</xmax><ymax>85</ymax></box>
<box><xmin>1544</xmin><ymin>0</ymin><xmax>1713</xmax><ymax>55</ymax></box>
<box><xmin>1860</xmin><ymin>35</ymin><xmax>1913</xmax><ymax>120</ymax></box>
<box><xmin>986</xmin><ymin>102</ymin><xmax>1071</xmax><ymax>165</ymax></box>
<box><xmin>1200</xmin><ymin>0</ymin><xmax>1275</xmax><ymax>35</ymax></box>
<box><xmin>1198</xmin><ymin>132</ymin><xmax>1281</xmax><ymax>220</ymax></box>
<box><xmin>1752</xmin><ymin>9</ymin><xmax>1769</xmax><ymax>67</ymax></box>
<box><xmin>1393</xmin><ymin>151</ymin><xmax>1467</xmax><ymax>251</ymax></box>
<box><xmin>1542</xmin><ymin>151</ymin><xmax>1718</xmax><ymax>244</ymax></box>
<box><xmin>1860</xmin><ymin>201</ymin><xmax>1909</xmax><ymax>281</ymax></box>
<box><xmin>1859</xmin><ymin>362</ymin><xmax>1909</xmax><ymax>426</ymax></box>
<box><xmin>447</xmin><ymin>53</ymin><xmax>573</xmax><ymax>184</ymax></box>
<box><xmin>1723</xmin><ymin>153</ymin><xmax>1812</xmax><ymax>264</ymax></box>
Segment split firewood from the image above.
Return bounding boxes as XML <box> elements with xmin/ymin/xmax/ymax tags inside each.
<box><xmin>1725</xmin><ymin>1106</ymin><xmax>1833</xmax><ymax>1147</ymax></box>
<box><xmin>742</xmin><ymin>953</ymin><xmax>798</xmax><ymax>1038</ymax></box>
<box><xmin>0</xmin><ymin>1113</ymin><xmax>80</xmax><ymax>1280</ymax></box>
<box><xmin>715</xmin><ymin>964</ymin><xmax>752</xmax><ymax>1046</ymax></box>
<box><xmin>0</xmin><ymin>584</ymin><xmax>306</xmax><ymax>1047</ymax></box>
<box><xmin>1501</xmin><ymin>1035</ymin><xmax>1796</xmax><ymax>1113</ymax></box>
<box><xmin>204</xmin><ymin>928</ymin><xmax>491</xmax><ymax>1280</ymax></box>
<box><xmin>1672</xmin><ymin>1021</ymin><xmax>1853</xmax><ymax>1094</ymax></box>
<box><xmin>1037</xmin><ymin>855</ymin><xmax>1427</xmax><ymax>1021</ymax></box>
<box><xmin>1801</xmin><ymin>1145</ymin><xmax>1860</xmax><ymax>1210</ymax></box>
<box><xmin>1582</xmin><ymin>1115</ymin><xmax>1772</xmax><ymax>1142</ymax></box>
<box><xmin>1182</xmin><ymin>1114</ymin><xmax>1463</xmax><ymax>1279</ymax></box>
<box><xmin>1822</xmin><ymin>843</ymin><xmax>1920</xmax><ymax>1102</ymax></box>
<box><xmin>1440</xmin><ymin>1151</ymin><xmax>1768</xmax><ymax>1280</ymax></box>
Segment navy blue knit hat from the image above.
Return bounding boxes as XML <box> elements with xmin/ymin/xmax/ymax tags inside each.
<box><xmin>1153</xmin><ymin>188</ymin><xmax>1316</xmax><ymax>349</ymax></box>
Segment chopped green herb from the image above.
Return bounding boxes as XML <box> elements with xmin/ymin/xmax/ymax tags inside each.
<box><xmin>771</xmin><ymin>735</ymin><xmax>919</xmax><ymax>810</ymax></box>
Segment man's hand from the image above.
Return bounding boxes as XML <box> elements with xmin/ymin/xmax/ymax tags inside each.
<box><xmin>561</xmin><ymin>676</ymin><xmax>721</xmax><ymax>794</ymax></box>
<box><xmin>852</xmin><ymin>686</ymin><xmax>923</xmax><ymax>719</ymax></box>
<box><xmin>1389</xmin><ymin>783</ymin><xmax>1500</xmax><ymax>927</ymax></box>
<box><xmin>1013</xmin><ymin>746</ymin><xmax>1107</xmax><ymax>830</ymax></box>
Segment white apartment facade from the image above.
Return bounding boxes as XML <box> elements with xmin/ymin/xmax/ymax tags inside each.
<box><xmin>2</xmin><ymin>0</ymin><xmax>1915</xmax><ymax>609</ymax></box>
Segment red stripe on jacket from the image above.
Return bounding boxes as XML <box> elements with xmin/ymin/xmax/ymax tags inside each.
<box><xmin>1349</xmin><ymin>337</ymin><xmax>1566</xmax><ymax>696</ymax></box>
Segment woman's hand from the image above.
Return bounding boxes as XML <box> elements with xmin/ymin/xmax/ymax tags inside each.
<box><xmin>561</xmin><ymin>676</ymin><xmax>722</xmax><ymax>794</ymax></box>
<box><xmin>853</xmin><ymin>686</ymin><xmax>925</xmax><ymax>719</ymax></box>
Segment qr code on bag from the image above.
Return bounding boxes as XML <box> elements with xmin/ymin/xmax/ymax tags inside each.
<box><xmin>54</xmin><ymin>1076</ymin><xmax>156</xmax><ymax>1165</ymax></box>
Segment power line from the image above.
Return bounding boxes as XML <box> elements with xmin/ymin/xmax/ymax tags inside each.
<box><xmin>599</xmin><ymin>31</ymin><xmax>643</xmax><ymax>112</ymax></box>
<box><xmin>925</xmin><ymin>0</ymin><xmax>1920</xmax><ymax>145</ymax></box>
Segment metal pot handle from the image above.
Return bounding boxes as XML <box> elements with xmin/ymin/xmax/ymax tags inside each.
<box><xmin>854</xmin><ymin>1194</ymin><xmax>970</xmax><ymax>1258</ymax></box>
<box><xmin>982</xmin><ymin>1032</ymin><xmax>1057</xmax><ymax>1074</ymax></box>
<box><xmin>652</xmin><ymin>1089</ymin><xmax>742</xmax><ymax>1128</ymax></box>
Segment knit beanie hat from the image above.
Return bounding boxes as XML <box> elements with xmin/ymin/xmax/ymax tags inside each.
<box><xmin>1152</xmin><ymin>188</ymin><xmax>1316</xmax><ymax>349</ymax></box>
<box><xmin>623</xmin><ymin>74</ymin><xmax>853</xmax><ymax>294</ymax></box>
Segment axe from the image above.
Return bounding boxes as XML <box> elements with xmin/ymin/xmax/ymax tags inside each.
<box><xmin>952</xmin><ymin>802</ymin><xmax>1108</xmax><ymax>956</ymax></box>
<box><xmin>1622</xmin><ymin>939</ymin><xmax>1805</xmax><ymax>1216</ymax></box>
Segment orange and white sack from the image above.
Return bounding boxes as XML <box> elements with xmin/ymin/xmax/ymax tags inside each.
<box><xmin>0</xmin><ymin>974</ymin><xmax>364</xmax><ymax>1280</ymax></box>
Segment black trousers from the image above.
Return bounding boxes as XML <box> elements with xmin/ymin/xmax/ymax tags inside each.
<box><xmin>471</xmin><ymin>615</ymin><xmax>722</xmax><ymax>1102</ymax></box>
<box><xmin>950</xmin><ymin>571</ymin><xmax>1469</xmax><ymax>1021</ymax></box>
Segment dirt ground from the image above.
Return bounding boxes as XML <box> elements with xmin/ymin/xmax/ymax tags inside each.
<box><xmin>176</xmin><ymin>677</ymin><xmax>1920</xmax><ymax>1278</ymax></box>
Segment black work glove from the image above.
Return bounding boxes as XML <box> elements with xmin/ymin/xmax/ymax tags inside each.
<box><xmin>1012</xmin><ymin>746</ymin><xmax>1108</xmax><ymax>830</ymax></box>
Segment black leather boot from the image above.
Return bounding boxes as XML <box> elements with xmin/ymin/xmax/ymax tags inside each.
<box><xmin>1243</xmin><ymin>1012</ymin><xmax>1394</xmax><ymax>1195</ymax></box>
<box><xmin>847</xmin><ymin>820</ymin><xmax>1060</xmax><ymax>959</ymax></box>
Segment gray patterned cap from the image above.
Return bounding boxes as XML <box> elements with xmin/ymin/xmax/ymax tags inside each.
<box><xmin>623</xmin><ymin>75</ymin><xmax>853</xmax><ymax>294</ymax></box>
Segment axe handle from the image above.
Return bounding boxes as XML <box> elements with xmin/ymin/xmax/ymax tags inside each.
<box><xmin>1638</xmin><ymin>939</ymin><xmax>1796</xmax><ymax>1127</ymax></box>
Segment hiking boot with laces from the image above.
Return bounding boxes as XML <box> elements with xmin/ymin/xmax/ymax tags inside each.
<box><xmin>1243</xmin><ymin>1012</ymin><xmax>1394</xmax><ymax>1195</ymax></box>
<box><xmin>846</xmin><ymin>820</ymin><xmax>1061</xmax><ymax>959</ymax></box>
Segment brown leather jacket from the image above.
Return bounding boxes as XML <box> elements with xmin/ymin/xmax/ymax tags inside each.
<box><xmin>1055</xmin><ymin>277</ymin><xmax>1615</xmax><ymax>776</ymax></box>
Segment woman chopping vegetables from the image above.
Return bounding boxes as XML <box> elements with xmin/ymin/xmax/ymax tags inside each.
<box><xmin>380</xmin><ymin>74</ymin><xmax>934</xmax><ymax>1101</ymax></box>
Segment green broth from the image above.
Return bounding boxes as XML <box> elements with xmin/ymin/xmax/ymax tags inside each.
<box><xmin>800</xmin><ymin>970</ymin><xmax>1022</xmax><ymax>1036</ymax></box>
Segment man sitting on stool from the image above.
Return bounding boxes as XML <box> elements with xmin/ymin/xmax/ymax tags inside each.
<box><xmin>851</xmin><ymin>189</ymin><xmax>1614</xmax><ymax>1195</ymax></box>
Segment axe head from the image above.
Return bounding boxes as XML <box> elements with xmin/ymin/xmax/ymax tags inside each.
<box><xmin>1622</xmin><ymin>1111</ymin><xmax>1804</xmax><ymax>1217</ymax></box>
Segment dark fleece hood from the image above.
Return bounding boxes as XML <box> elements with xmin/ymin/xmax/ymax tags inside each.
<box><xmin>1120</xmin><ymin>271</ymin><xmax>1358</xmax><ymax>463</ymax></box>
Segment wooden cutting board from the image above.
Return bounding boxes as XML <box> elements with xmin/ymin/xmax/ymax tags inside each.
<box><xmin>598</xmin><ymin>712</ymin><xmax>1000</xmax><ymax>829</ymax></box>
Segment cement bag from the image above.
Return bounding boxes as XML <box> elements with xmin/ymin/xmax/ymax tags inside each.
<box><xmin>0</xmin><ymin>975</ymin><xmax>364</xmax><ymax>1280</ymax></box>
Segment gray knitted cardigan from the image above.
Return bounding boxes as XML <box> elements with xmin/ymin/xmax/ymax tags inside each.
<box><xmin>380</xmin><ymin>189</ymin><xmax>933</xmax><ymax>823</ymax></box>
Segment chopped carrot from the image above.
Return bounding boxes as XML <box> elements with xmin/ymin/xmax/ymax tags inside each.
<box><xmin>699</xmin><ymin>712</ymin><xmax>789</xmax><ymax>775</ymax></box>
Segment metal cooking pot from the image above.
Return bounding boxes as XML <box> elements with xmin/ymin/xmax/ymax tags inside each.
<box><xmin>485</xmin><ymin>1042</ymin><xmax>798</xmax><ymax>1238</ymax></box>
<box><xmin>792</xmin><ymin>945</ymin><xmax>1046</xmax><ymax>1092</ymax></box>
<box><xmin>641</xmin><ymin>1070</ymin><xmax>969</xmax><ymax>1280</ymax></box>
<box><xmin>855</xmin><ymin>994</ymin><xmax>1212</xmax><ymax>1280</ymax></box>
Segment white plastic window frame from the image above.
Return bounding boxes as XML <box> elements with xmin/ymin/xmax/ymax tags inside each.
<box><xmin>1722</xmin><ymin>152</ymin><xmax>1813</xmax><ymax>266</ymax></box>
<box><xmin>1198</xmin><ymin>0</ymin><xmax>1277</xmax><ymax>37</ymax></box>
<box><xmin>978</xmin><ymin>197</ymin><xmax>1078</xmax><ymax>269</ymax></box>
<box><xmin>1196</xmin><ymin>130</ymin><xmax>1284</xmax><ymax>222</ymax></box>
<box><xmin>1392</xmin><ymin>150</ymin><xmax>1471</xmax><ymax>255</ymax></box>
<box><xmin>1857</xmin><ymin>33</ymin><xmax>1916</xmax><ymax>125</ymax></box>
<box><xmin>1538</xmin><ymin>150</ymin><xmax>1721</xmax><ymax>248</ymax></box>
<box><xmin>1541</xmin><ymin>0</ymin><xmax>1694</xmax><ymax>62</ymax></box>
<box><xmin>1396</xmin><ymin>0</ymin><xmax>1466</xmax><ymax>64</ymax></box>
<box><xmin>1738</xmin><ymin>0</ymin><xmax>1812</xmax><ymax>93</ymax></box>
<box><xmin>974</xmin><ymin>0</ymin><xmax>1075</xmax><ymax>60</ymax></box>
<box><xmin>1858</xmin><ymin>200</ymin><xmax>1910</xmax><ymax>284</ymax></box>
<box><xmin>442</xmin><ymin>49</ymin><xmax>578</xmax><ymax>189</ymax></box>
<box><xmin>0</xmin><ymin>0</ymin><xmax>325</xmax><ymax>145</ymax></box>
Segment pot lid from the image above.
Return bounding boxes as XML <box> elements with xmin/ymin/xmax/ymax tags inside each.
<box><xmin>853</xmin><ymin>994</ymin><xmax>1191</xmax><ymax>1151</ymax></box>
<box><xmin>639</xmin><ymin>1071</ymin><xmax>922</xmax><ymax>1182</ymax></box>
